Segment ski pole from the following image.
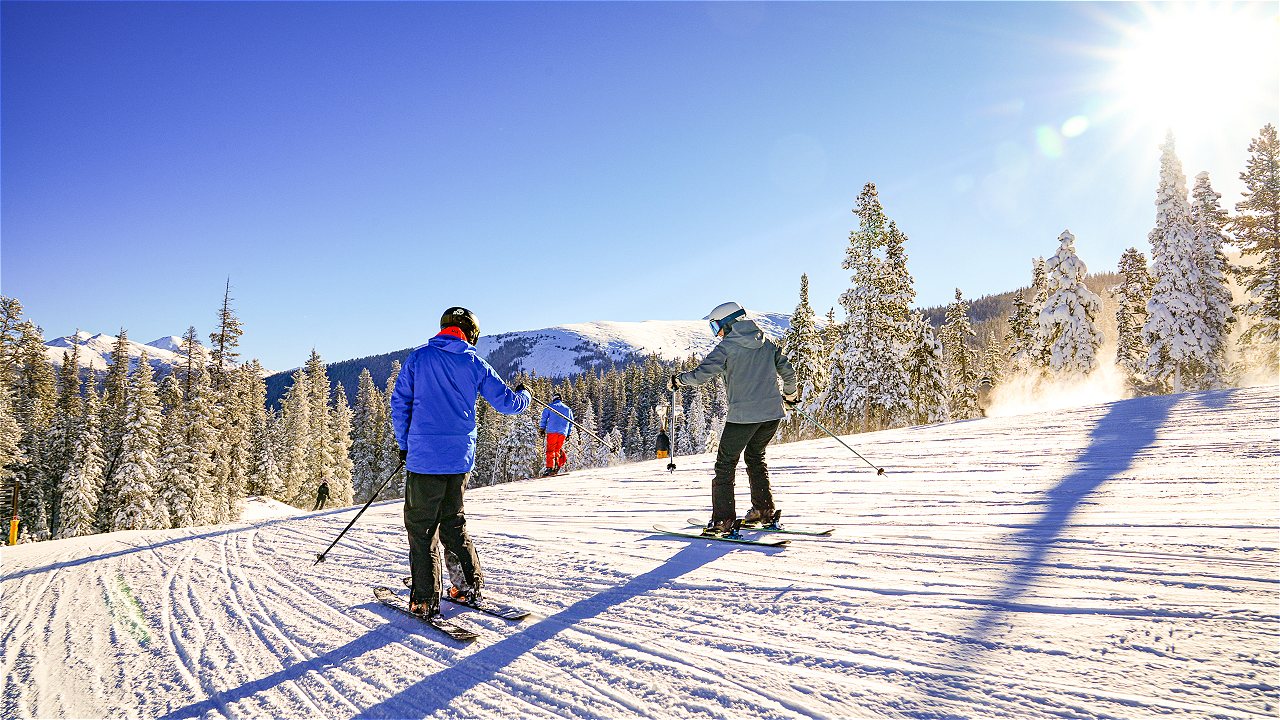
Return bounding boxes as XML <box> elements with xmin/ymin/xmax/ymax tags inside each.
<box><xmin>528</xmin><ymin>393</ymin><xmax>621</xmax><ymax>455</ymax></box>
<box><xmin>792</xmin><ymin>406</ymin><xmax>886</xmax><ymax>475</ymax></box>
<box><xmin>314</xmin><ymin>459</ymin><xmax>405</xmax><ymax>566</ymax></box>
<box><xmin>667</xmin><ymin>384</ymin><xmax>678</xmax><ymax>473</ymax></box>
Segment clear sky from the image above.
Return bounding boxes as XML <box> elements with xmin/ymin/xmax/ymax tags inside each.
<box><xmin>3</xmin><ymin>1</ymin><xmax>1276</xmax><ymax>371</ymax></box>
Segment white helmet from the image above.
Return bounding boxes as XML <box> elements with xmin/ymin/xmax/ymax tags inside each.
<box><xmin>705</xmin><ymin>301</ymin><xmax>747</xmax><ymax>335</ymax></box>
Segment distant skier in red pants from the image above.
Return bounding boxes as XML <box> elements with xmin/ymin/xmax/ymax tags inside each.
<box><xmin>538</xmin><ymin>393</ymin><xmax>574</xmax><ymax>476</ymax></box>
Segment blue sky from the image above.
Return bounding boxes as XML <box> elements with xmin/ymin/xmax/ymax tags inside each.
<box><xmin>3</xmin><ymin>1</ymin><xmax>1276</xmax><ymax>371</ymax></box>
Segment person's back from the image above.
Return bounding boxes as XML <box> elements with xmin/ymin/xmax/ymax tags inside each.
<box><xmin>538</xmin><ymin>394</ymin><xmax>573</xmax><ymax>475</ymax></box>
<box><xmin>674</xmin><ymin>302</ymin><xmax>797</xmax><ymax>535</ymax></box>
<box><xmin>390</xmin><ymin>306</ymin><xmax>530</xmax><ymax>616</ymax></box>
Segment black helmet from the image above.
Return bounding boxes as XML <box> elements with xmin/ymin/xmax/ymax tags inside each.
<box><xmin>440</xmin><ymin>306</ymin><xmax>480</xmax><ymax>345</ymax></box>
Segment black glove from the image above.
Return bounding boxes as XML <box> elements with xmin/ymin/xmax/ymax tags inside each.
<box><xmin>513</xmin><ymin>383</ymin><xmax>526</xmax><ymax>393</ymax></box>
<box><xmin>398</xmin><ymin>448</ymin><xmax>407</xmax><ymax>463</ymax></box>
<box><xmin>667</xmin><ymin>374</ymin><xmax>680</xmax><ymax>392</ymax></box>
<box><xmin>783</xmin><ymin>391</ymin><xmax>800</xmax><ymax>407</ymax></box>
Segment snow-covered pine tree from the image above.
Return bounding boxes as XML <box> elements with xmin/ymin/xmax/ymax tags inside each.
<box><xmin>14</xmin><ymin>321</ymin><xmax>56</xmax><ymax>541</ymax></box>
<box><xmin>112</xmin><ymin>350</ymin><xmax>165</xmax><ymax>531</ymax></box>
<box><xmin>328</xmin><ymin>384</ymin><xmax>355</xmax><ymax>506</ymax></box>
<box><xmin>241</xmin><ymin>360</ymin><xmax>279</xmax><ymax>498</ymax></box>
<box><xmin>1145</xmin><ymin>133</ymin><xmax>1214</xmax><ymax>392</ymax></box>
<box><xmin>495</xmin><ymin>414</ymin><xmax>540</xmax><ymax>483</ymax></box>
<box><xmin>278</xmin><ymin>370</ymin><xmax>311</xmax><ymax>504</ymax></box>
<box><xmin>903</xmin><ymin>311</ymin><xmax>950</xmax><ymax>426</ymax></box>
<box><xmin>1037</xmin><ymin>230</ymin><xmax>1104</xmax><ymax>378</ymax></box>
<box><xmin>97</xmin><ymin>330</ymin><xmax>132</xmax><ymax>531</ymax></box>
<box><xmin>684</xmin><ymin>386</ymin><xmax>710</xmax><ymax>454</ymax></box>
<box><xmin>0</xmin><ymin>379</ymin><xmax>24</xmax><ymax>509</ymax></box>
<box><xmin>1006</xmin><ymin>281</ymin><xmax>1037</xmax><ymax>375</ymax></box>
<box><xmin>780</xmin><ymin>274</ymin><xmax>826</xmax><ymax>441</ymax></box>
<box><xmin>1228</xmin><ymin>123</ymin><xmax>1280</xmax><ymax>372</ymax></box>
<box><xmin>380</xmin><ymin>361</ymin><xmax>405</xmax><ymax>498</ymax></box>
<box><xmin>299</xmin><ymin>350</ymin><xmax>335</xmax><ymax>507</ymax></box>
<box><xmin>1189</xmin><ymin>171</ymin><xmax>1236</xmax><ymax>386</ymax></box>
<box><xmin>940</xmin><ymin>289</ymin><xmax>980</xmax><ymax>420</ymax></box>
<box><xmin>55</xmin><ymin>382</ymin><xmax>104</xmax><ymax>539</ymax></box>
<box><xmin>350</xmin><ymin>368</ymin><xmax>385</xmax><ymax>502</ymax></box>
<box><xmin>978</xmin><ymin>331</ymin><xmax>1006</xmax><ymax>385</ymax></box>
<box><xmin>47</xmin><ymin>344</ymin><xmax>84</xmax><ymax>534</ymax></box>
<box><xmin>0</xmin><ymin>296</ymin><xmax>25</xmax><ymax>389</ymax></box>
<box><xmin>166</xmin><ymin>329</ymin><xmax>216</xmax><ymax>527</ymax></box>
<box><xmin>818</xmin><ymin>183</ymin><xmax>912</xmax><ymax>433</ymax></box>
<box><xmin>1114</xmin><ymin>248</ymin><xmax>1154</xmax><ymax>388</ymax></box>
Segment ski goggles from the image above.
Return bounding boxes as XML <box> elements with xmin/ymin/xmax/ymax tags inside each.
<box><xmin>708</xmin><ymin>309</ymin><xmax>746</xmax><ymax>336</ymax></box>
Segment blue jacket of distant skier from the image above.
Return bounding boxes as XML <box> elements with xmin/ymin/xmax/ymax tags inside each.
<box><xmin>391</xmin><ymin>330</ymin><xmax>530</xmax><ymax>474</ymax></box>
<box><xmin>539</xmin><ymin>399</ymin><xmax>574</xmax><ymax>437</ymax></box>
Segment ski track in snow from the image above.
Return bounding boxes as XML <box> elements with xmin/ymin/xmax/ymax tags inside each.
<box><xmin>2</xmin><ymin>386</ymin><xmax>1278</xmax><ymax>719</ymax></box>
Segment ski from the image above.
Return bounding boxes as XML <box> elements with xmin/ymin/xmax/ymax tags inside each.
<box><xmin>372</xmin><ymin>586</ymin><xmax>480</xmax><ymax>641</ymax></box>
<box><xmin>400</xmin><ymin>577</ymin><xmax>531</xmax><ymax>621</ymax></box>
<box><xmin>653</xmin><ymin>524</ymin><xmax>790</xmax><ymax>547</ymax></box>
<box><xmin>685</xmin><ymin>516</ymin><xmax>833</xmax><ymax>536</ymax></box>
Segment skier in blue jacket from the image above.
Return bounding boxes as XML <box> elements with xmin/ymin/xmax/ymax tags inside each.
<box><xmin>538</xmin><ymin>393</ymin><xmax>573</xmax><ymax>476</ymax></box>
<box><xmin>391</xmin><ymin>306</ymin><xmax>531</xmax><ymax>616</ymax></box>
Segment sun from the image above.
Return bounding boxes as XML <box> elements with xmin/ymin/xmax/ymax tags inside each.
<box><xmin>1107</xmin><ymin>2</ymin><xmax>1278</xmax><ymax>147</ymax></box>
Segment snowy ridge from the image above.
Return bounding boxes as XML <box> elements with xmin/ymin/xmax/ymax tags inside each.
<box><xmin>2</xmin><ymin>386</ymin><xmax>1276</xmax><ymax>718</ymax></box>
<box><xmin>44</xmin><ymin>331</ymin><xmax>189</xmax><ymax>373</ymax></box>
<box><xmin>475</xmin><ymin>311</ymin><xmax>791</xmax><ymax>378</ymax></box>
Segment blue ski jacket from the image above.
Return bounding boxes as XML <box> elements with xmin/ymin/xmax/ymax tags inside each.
<box><xmin>391</xmin><ymin>331</ymin><xmax>530</xmax><ymax>474</ymax></box>
<box><xmin>539</xmin><ymin>399</ymin><xmax>574</xmax><ymax>437</ymax></box>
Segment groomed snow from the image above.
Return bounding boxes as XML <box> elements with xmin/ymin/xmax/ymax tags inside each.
<box><xmin>2</xmin><ymin>386</ymin><xmax>1276</xmax><ymax>719</ymax></box>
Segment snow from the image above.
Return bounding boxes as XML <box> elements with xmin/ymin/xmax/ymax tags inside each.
<box><xmin>475</xmin><ymin>312</ymin><xmax>791</xmax><ymax>378</ymax></box>
<box><xmin>3</xmin><ymin>386</ymin><xmax>1277</xmax><ymax>719</ymax></box>
<box><xmin>238</xmin><ymin>496</ymin><xmax>305</xmax><ymax>522</ymax></box>
<box><xmin>43</xmin><ymin>332</ymin><xmax>188</xmax><ymax>373</ymax></box>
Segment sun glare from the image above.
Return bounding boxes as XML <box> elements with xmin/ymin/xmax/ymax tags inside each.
<box><xmin>1110</xmin><ymin>3</ymin><xmax>1278</xmax><ymax>145</ymax></box>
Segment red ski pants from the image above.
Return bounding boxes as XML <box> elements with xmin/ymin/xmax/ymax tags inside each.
<box><xmin>545</xmin><ymin>432</ymin><xmax>567</xmax><ymax>470</ymax></box>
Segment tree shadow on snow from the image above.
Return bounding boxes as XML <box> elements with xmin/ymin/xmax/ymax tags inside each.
<box><xmin>355</xmin><ymin>541</ymin><xmax>741</xmax><ymax>718</ymax></box>
<box><xmin>959</xmin><ymin>393</ymin><xmax>1180</xmax><ymax>656</ymax></box>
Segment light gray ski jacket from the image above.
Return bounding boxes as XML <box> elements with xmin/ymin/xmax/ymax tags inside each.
<box><xmin>676</xmin><ymin>319</ymin><xmax>797</xmax><ymax>424</ymax></box>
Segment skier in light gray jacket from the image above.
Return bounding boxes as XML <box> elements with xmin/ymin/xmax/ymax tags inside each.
<box><xmin>671</xmin><ymin>301</ymin><xmax>798</xmax><ymax>536</ymax></box>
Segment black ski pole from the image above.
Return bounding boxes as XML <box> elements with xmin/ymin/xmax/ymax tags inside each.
<box><xmin>667</xmin><ymin>383</ymin><xmax>678</xmax><ymax>473</ymax></box>
<box><xmin>792</xmin><ymin>406</ymin><xmax>886</xmax><ymax>475</ymax></box>
<box><xmin>314</xmin><ymin>459</ymin><xmax>405</xmax><ymax>565</ymax></box>
<box><xmin>528</xmin><ymin>393</ymin><xmax>621</xmax><ymax>456</ymax></box>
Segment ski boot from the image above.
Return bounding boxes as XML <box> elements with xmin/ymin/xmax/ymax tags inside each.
<box><xmin>701</xmin><ymin>517</ymin><xmax>740</xmax><ymax>538</ymax></box>
<box><xmin>540</xmin><ymin>467</ymin><xmax>556</xmax><ymax>477</ymax></box>
<box><xmin>447</xmin><ymin>582</ymin><xmax>483</xmax><ymax>606</ymax></box>
<box><xmin>742</xmin><ymin>507</ymin><xmax>781</xmax><ymax>530</ymax></box>
<box><xmin>408</xmin><ymin>597</ymin><xmax>440</xmax><ymax>617</ymax></box>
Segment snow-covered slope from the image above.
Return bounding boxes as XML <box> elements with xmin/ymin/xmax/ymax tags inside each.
<box><xmin>44</xmin><ymin>331</ymin><xmax>189</xmax><ymax>373</ymax></box>
<box><xmin>475</xmin><ymin>311</ymin><xmax>791</xmax><ymax>378</ymax></box>
<box><xmin>3</xmin><ymin>386</ymin><xmax>1276</xmax><ymax>719</ymax></box>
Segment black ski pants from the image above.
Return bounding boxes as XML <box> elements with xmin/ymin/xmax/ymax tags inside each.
<box><xmin>405</xmin><ymin>471</ymin><xmax>482</xmax><ymax>605</ymax></box>
<box><xmin>711</xmin><ymin>419</ymin><xmax>780</xmax><ymax>522</ymax></box>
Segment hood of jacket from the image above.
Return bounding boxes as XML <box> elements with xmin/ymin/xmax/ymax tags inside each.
<box><xmin>721</xmin><ymin>319</ymin><xmax>765</xmax><ymax>349</ymax></box>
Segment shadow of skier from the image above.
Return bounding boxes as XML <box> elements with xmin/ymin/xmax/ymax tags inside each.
<box><xmin>355</xmin><ymin>540</ymin><xmax>748</xmax><ymax>718</ymax></box>
<box><xmin>959</xmin><ymin>393</ymin><xmax>1179</xmax><ymax>654</ymax></box>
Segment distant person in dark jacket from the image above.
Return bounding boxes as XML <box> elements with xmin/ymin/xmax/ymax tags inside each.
<box><xmin>655</xmin><ymin>429</ymin><xmax>671</xmax><ymax>459</ymax></box>
<box><xmin>391</xmin><ymin>306</ymin><xmax>531</xmax><ymax>616</ymax></box>
<box><xmin>312</xmin><ymin>481</ymin><xmax>330</xmax><ymax>511</ymax></box>
<box><xmin>538</xmin><ymin>393</ymin><xmax>573</xmax><ymax>476</ymax></box>
<box><xmin>673</xmin><ymin>302</ymin><xmax>797</xmax><ymax>537</ymax></box>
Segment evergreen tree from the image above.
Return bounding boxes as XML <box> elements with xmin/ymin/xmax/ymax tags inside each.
<box><xmin>978</xmin><ymin>331</ymin><xmax>1006</xmax><ymax>385</ymax></box>
<box><xmin>208</xmin><ymin>278</ymin><xmax>245</xmax><ymax>393</ymax></box>
<box><xmin>0</xmin><ymin>380</ymin><xmax>24</xmax><ymax>507</ymax></box>
<box><xmin>1145</xmin><ymin>133</ymin><xmax>1214</xmax><ymax>392</ymax></box>
<box><xmin>299</xmin><ymin>350</ymin><xmax>335</xmax><ymax>506</ymax></box>
<box><xmin>47</xmin><ymin>343</ymin><xmax>84</xmax><ymax>534</ymax></box>
<box><xmin>168</xmin><ymin>331</ymin><xmax>216</xmax><ymax>526</ymax></box>
<box><xmin>1006</xmin><ymin>282</ymin><xmax>1037</xmax><ymax>375</ymax></box>
<box><xmin>684</xmin><ymin>386</ymin><xmax>710</xmax><ymax>454</ymax></box>
<box><xmin>940</xmin><ymin>289</ymin><xmax>980</xmax><ymax>420</ymax></box>
<box><xmin>904</xmin><ymin>312</ymin><xmax>949</xmax><ymax>426</ymax></box>
<box><xmin>14</xmin><ymin>321</ymin><xmax>56</xmax><ymax>540</ymax></box>
<box><xmin>780</xmin><ymin>274</ymin><xmax>826</xmax><ymax>440</ymax></box>
<box><xmin>328</xmin><ymin>384</ymin><xmax>355</xmax><ymax>506</ymax></box>
<box><xmin>350</xmin><ymin>369</ymin><xmax>385</xmax><ymax>502</ymax></box>
<box><xmin>818</xmin><ymin>183</ymin><xmax>912</xmax><ymax>433</ymax></box>
<box><xmin>1114</xmin><ymin>248</ymin><xmax>1154</xmax><ymax>387</ymax></box>
<box><xmin>112</xmin><ymin>351</ymin><xmax>165</xmax><ymax>531</ymax></box>
<box><xmin>380</xmin><ymin>361</ymin><xmax>405</xmax><ymax>498</ymax></box>
<box><xmin>97</xmin><ymin>330</ymin><xmax>132</xmax><ymax>531</ymax></box>
<box><xmin>1228</xmin><ymin>124</ymin><xmax>1280</xmax><ymax>370</ymax></box>
<box><xmin>242</xmin><ymin>360</ymin><xmax>279</xmax><ymax>498</ymax></box>
<box><xmin>495</xmin><ymin>414</ymin><xmax>540</xmax><ymax>483</ymax></box>
<box><xmin>0</xmin><ymin>296</ymin><xmax>25</xmax><ymax>389</ymax></box>
<box><xmin>55</xmin><ymin>383</ymin><xmax>104</xmax><ymax>539</ymax></box>
<box><xmin>1190</xmin><ymin>171</ymin><xmax>1236</xmax><ymax>386</ymax></box>
<box><xmin>278</xmin><ymin>371</ymin><xmax>311</xmax><ymax>503</ymax></box>
<box><xmin>1038</xmin><ymin>230</ymin><xmax>1103</xmax><ymax>377</ymax></box>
